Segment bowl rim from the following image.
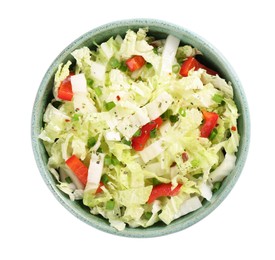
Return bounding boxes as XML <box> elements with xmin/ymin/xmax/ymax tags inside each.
<box><xmin>31</xmin><ymin>18</ymin><xmax>250</xmax><ymax>238</ymax></box>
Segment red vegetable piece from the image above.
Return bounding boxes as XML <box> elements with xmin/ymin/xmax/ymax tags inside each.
<box><xmin>147</xmin><ymin>183</ymin><xmax>182</xmax><ymax>204</ymax></box>
<box><xmin>200</xmin><ymin>111</ymin><xmax>219</xmax><ymax>138</ymax></box>
<box><xmin>131</xmin><ymin>117</ymin><xmax>163</xmax><ymax>151</ymax></box>
<box><xmin>179</xmin><ymin>57</ymin><xmax>218</xmax><ymax>77</ymax></box>
<box><xmin>179</xmin><ymin>57</ymin><xmax>200</xmax><ymax>77</ymax></box>
<box><xmin>132</xmin><ymin>132</ymin><xmax>150</xmax><ymax>151</ymax></box>
<box><xmin>95</xmin><ymin>181</ymin><xmax>104</xmax><ymax>194</ymax></box>
<box><xmin>231</xmin><ymin>126</ymin><xmax>237</xmax><ymax>131</ymax></box>
<box><xmin>66</xmin><ymin>155</ymin><xmax>88</xmax><ymax>186</ymax></box>
<box><xmin>126</xmin><ymin>55</ymin><xmax>146</xmax><ymax>72</ymax></box>
<box><xmin>57</xmin><ymin>74</ymin><xmax>74</xmax><ymax>101</ymax></box>
<box><xmin>141</xmin><ymin>117</ymin><xmax>163</xmax><ymax>135</ymax></box>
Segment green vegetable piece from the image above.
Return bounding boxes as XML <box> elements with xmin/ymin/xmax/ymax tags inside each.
<box><xmin>121</xmin><ymin>138</ymin><xmax>132</xmax><ymax>146</ymax></box>
<box><xmin>109</xmin><ymin>57</ymin><xmax>121</xmax><ymax>69</ymax></box>
<box><xmin>101</xmin><ymin>174</ymin><xmax>109</xmax><ymax>185</ymax></box>
<box><xmin>172</xmin><ymin>64</ymin><xmax>180</xmax><ymax>73</ymax></box>
<box><xmin>150</xmin><ymin>128</ymin><xmax>157</xmax><ymax>138</ymax></box>
<box><xmin>144</xmin><ymin>212</ymin><xmax>153</xmax><ymax>220</ymax></box>
<box><xmin>133</xmin><ymin>129</ymin><xmax>141</xmax><ymax>137</ymax></box>
<box><xmin>161</xmin><ymin>109</ymin><xmax>173</xmax><ymax>119</ymax></box>
<box><xmin>153</xmin><ymin>47</ymin><xmax>158</xmax><ymax>54</ymax></box>
<box><xmin>106</xmin><ymin>200</ymin><xmax>115</xmax><ymax>210</ymax></box>
<box><xmin>104</xmin><ymin>101</ymin><xmax>116</xmax><ymax>111</ymax></box>
<box><xmin>169</xmin><ymin>114</ymin><xmax>179</xmax><ymax>123</ymax></box>
<box><xmin>96</xmin><ymin>147</ymin><xmax>103</xmax><ymax>153</ymax></box>
<box><xmin>152</xmin><ymin>178</ymin><xmax>161</xmax><ymax>185</ymax></box>
<box><xmin>179</xmin><ymin>107</ymin><xmax>186</xmax><ymax>117</ymax></box>
<box><xmin>119</xmin><ymin>63</ymin><xmax>127</xmax><ymax>72</ymax></box>
<box><xmin>87</xmin><ymin>137</ymin><xmax>97</xmax><ymax>149</ymax></box>
<box><xmin>72</xmin><ymin>113</ymin><xmax>80</xmax><ymax>121</ymax></box>
<box><xmin>209</xmin><ymin>128</ymin><xmax>218</xmax><ymax>141</ymax></box>
<box><xmin>94</xmin><ymin>87</ymin><xmax>102</xmax><ymax>96</ymax></box>
<box><xmin>111</xmin><ymin>156</ymin><xmax>120</xmax><ymax>166</ymax></box>
<box><xmin>212</xmin><ymin>94</ymin><xmax>224</xmax><ymax>104</ymax></box>
<box><xmin>86</xmin><ymin>78</ymin><xmax>94</xmax><ymax>88</ymax></box>
<box><xmin>104</xmin><ymin>155</ymin><xmax>112</xmax><ymax>166</ymax></box>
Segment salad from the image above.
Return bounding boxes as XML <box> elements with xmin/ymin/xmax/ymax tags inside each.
<box><xmin>39</xmin><ymin>28</ymin><xmax>239</xmax><ymax>231</ymax></box>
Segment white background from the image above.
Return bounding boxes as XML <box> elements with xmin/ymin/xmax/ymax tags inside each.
<box><xmin>1</xmin><ymin>0</ymin><xmax>274</xmax><ymax>259</ymax></box>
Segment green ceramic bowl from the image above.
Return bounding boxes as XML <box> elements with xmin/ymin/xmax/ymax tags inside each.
<box><xmin>31</xmin><ymin>19</ymin><xmax>250</xmax><ymax>238</ymax></box>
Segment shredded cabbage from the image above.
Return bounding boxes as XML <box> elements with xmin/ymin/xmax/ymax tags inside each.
<box><xmin>39</xmin><ymin>28</ymin><xmax>240</xmax><ymax>231</ymax></box>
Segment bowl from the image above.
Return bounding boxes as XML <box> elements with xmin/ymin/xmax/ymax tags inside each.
<box><xmin>31</xmin><ymin>19</ymin><xmax>250</xmax><ymax>238</ymax></box>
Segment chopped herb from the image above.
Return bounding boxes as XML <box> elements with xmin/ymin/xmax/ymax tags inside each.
<box><xmin>86</xmin><ymin>78</ymin><xmax>94</xmax><ymax>88</ymax></box>
<box><xmin>152</xmin><ymin>178</ymin><xmax>161</xmax><ymax>185</ymax></box>
<box><xmin>101</xmin><ymin>174</ymin><xmax>109</xmax><ymax>185</ymax></box>
<box><xmin>104</xmin><ymin>154</ymin><xmax>120</xmax><ymax>166</ymax></box>
<box><xmin>109</xmin><ymin>57</ymin><xmax>121</xmax><ymax>69</ymax></box>
<box><xmin>111</xmin><ymin>156</ymin><xmax>120</xmax><ymax>166</ymax></box>
<box><xmin>94</xmin><ymin>87</ymin><xmax>102</xmax><ymax>96</ymax></box>
<box><xmin>144</xmin><ymin>212</ymin><xmax>153</xmax><ymax>220</ymax></box>
<box><xmin>212</xmin><ymin>94</ymin><xmax>224</xmax><ymax>104</ymax></box>
<box><xmin>119</xmin><ymin>63</ymin><xmax>127</xmax><ymax>72</ymax></box>
<box><xmin>72</xmin><ymin>113</ymin><xmax>80</xmax><ymax>121</ymax></box>
<box><xmin>146</xmin><ymin>63</ymin><xmax>153</xmax><ymax>69</ymax></box>
<box><xmin>153</xmin><ymin>47</ymin><xmax>158</xmax><ymax>54</ymax></box>
<box><xmin>209</xmin><ymin>128</ymin><xmax>218</xmax><ymax>141</ymax></box>
<box><xmin>169</xmin><ymin>114</ymin><xmax>179</xmax><ymax>123</ymax></box>
<box><xmin>179</xmin><ymin>107</ymin><xmax>186</xmax><ymax>117</ymax></box>
<box><xmin>87</xmin><ymin>136</ymin><xmax>97</xmax><ymax>148</ymax></box>
<box><xmin>133</xmin><ymin>129</ymin><xmax>141</xmax><ymax>137</ymax></box>
<box><xmin>97</xmin><ymin>147</ymin><xmax>103</xmax><ymax>153</ymax></box>
<box><xmin>65</xmin><ymin>176</ymin><xmax>72</xmax><ymax>184</ymax></box>
<box><xmin>161</xmin><ymin>109</ymin><xmax>173</xmax><ymax>119</ymax></box>
<box><xmin>172</xmin><ymin>64</ymin><xmax>180</xmax><ymax>73</ymax></box>
<box><xmin>104</xmin><ymin>155</ymin><xmax>112</xmax><ymax>166</ymax></box>
<box><xmin>104</xmin><ymin>101</ymin><xmax>116</xmax><ymax>111</ymax></box>
<box><xmin>150</xmin><ymin>128</ymin><xmax>157</xmax><ymax>138</ymax></box>
<box><xmin>106</xmin><ymin>200</ymin><xmax>115</xmax><ymax>210</ymax></box>
<box><xmin>121</xmin><ymin>138</ymin><xmax>132</xmax><ymax>146</ymax></box>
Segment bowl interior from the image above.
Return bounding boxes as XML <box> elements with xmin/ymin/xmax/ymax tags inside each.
<box><xmin>31</xmin><ymin>19</ymin><xmax>250</xmax><ymax>238</ymax></box>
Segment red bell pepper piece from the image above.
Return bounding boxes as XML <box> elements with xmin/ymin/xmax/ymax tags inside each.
<box><xmin>132</xmin><ymin>117</ymin><xmax>163</xmax><ymax>151</ymax></box>
<box><xmin>95</xmin><ymin>181</ymin><xmax>104</xmax><ymax>194</ymax></box>
<box><xmin>132</xmin><ymin>133</ymin><xmax>149</xmax><ymax>151</ymax></box>
<box><xmin>147</xmin><ymin>183</ymin><xmax>182</xmax><ymax>204</ymax></box>
<box><xmin>200</xmin><ymin>110</ymin><xmax>219</xmax><ymax>138</ymax></box>
<box><xmin>125</xmin><ymin>55</ymin><xmax>146</xmax><ymax>72</ymax></box>
<box><xmin>142</xmin><ymin>117</ymin><xmax>163</xmax><ymax>134</ymax></box>
<box><xmin>179</xmin><ymin>57</ymin><xmax>218</xmax><ymax>77</ymax></box>
<box><xmin>66</xmin><ymin>155</ymin><xmax>88</xmax><ymax>186</ymax></box>
<box><xmin>57</xmin><ymin>74</ymin><xmax>74</xmax><ymax>101</ymax></box>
